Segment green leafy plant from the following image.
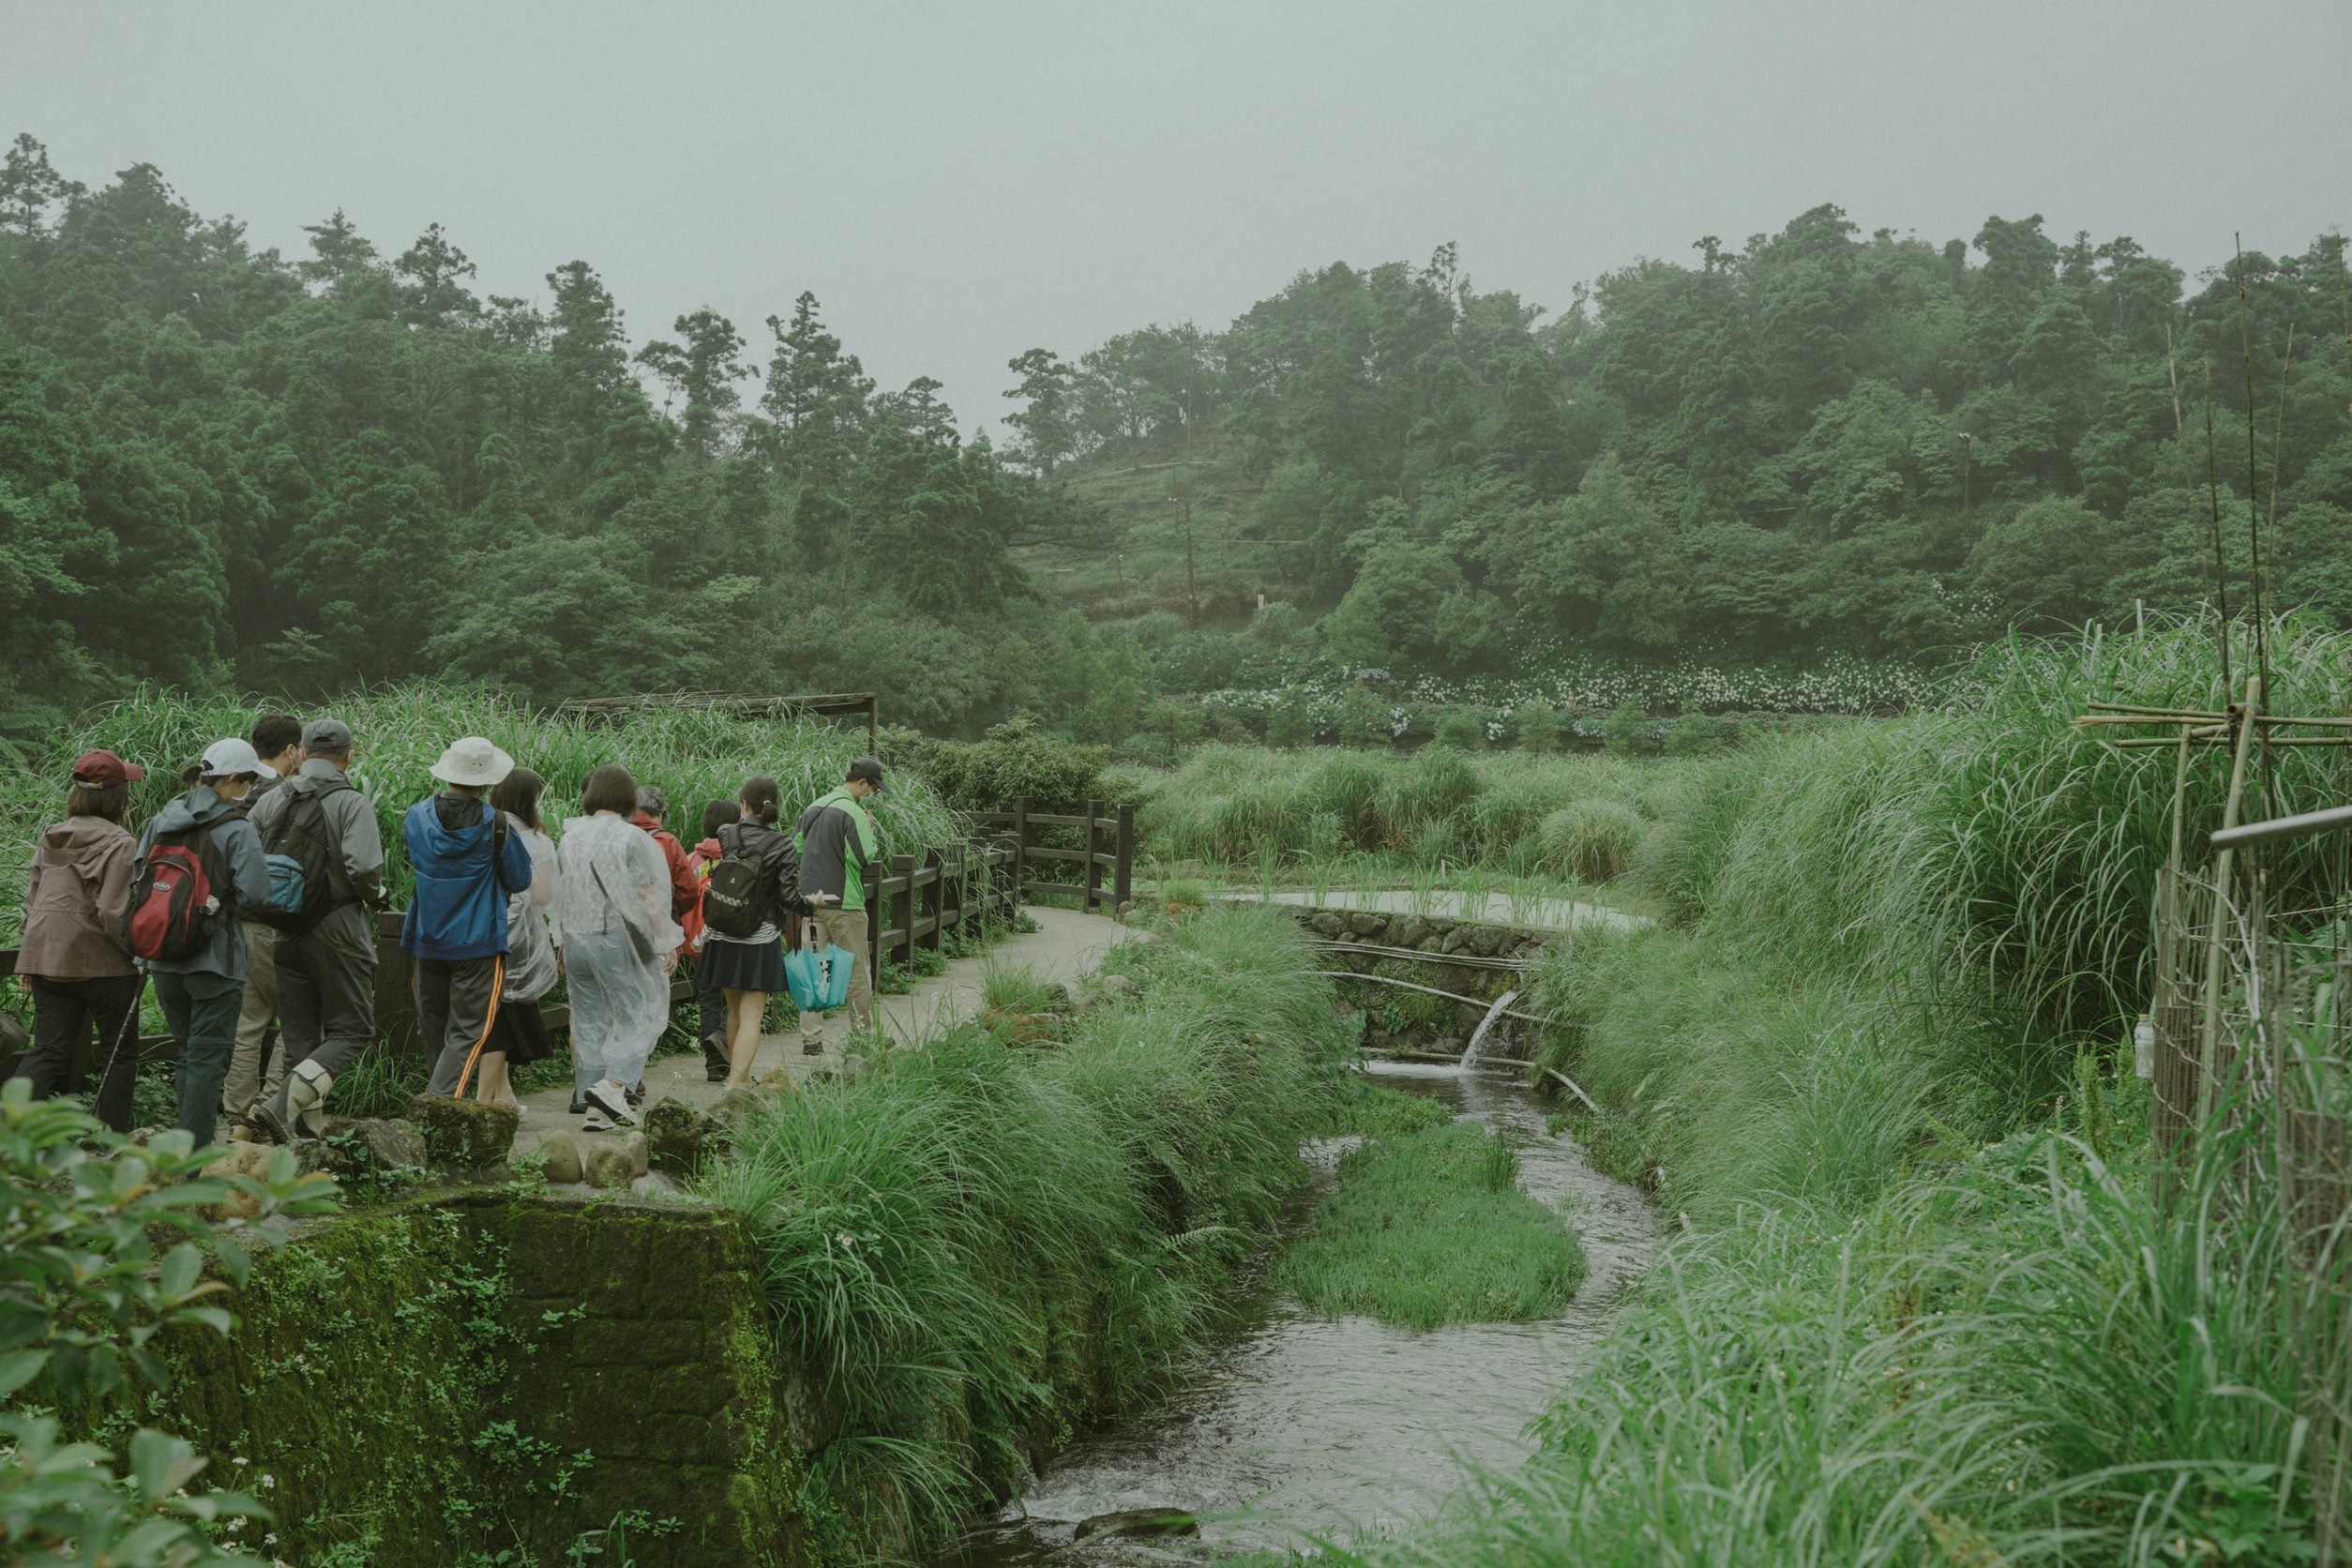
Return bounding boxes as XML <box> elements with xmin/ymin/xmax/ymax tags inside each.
<box><xmin>0</xmin><ymin>1081</ymin><xmax>339</xmax><ymax>1563</ymax></box>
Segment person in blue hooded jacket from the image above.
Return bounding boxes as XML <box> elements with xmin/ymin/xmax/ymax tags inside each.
<box><xmin>402</xmin><ymin>736</ymin><xmax>534</xmax><ymax>1100</ymax></box>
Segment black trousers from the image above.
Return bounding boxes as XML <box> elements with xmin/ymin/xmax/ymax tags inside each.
<box><xmin>694</xmin><ymin>954</ymin><xmax>727</xmax><ymax>1073</ymax></box>
<box><xmin>23</xmin><ymin>974</ymin><xmax>142</xmax><ymax>1133</ymax></box>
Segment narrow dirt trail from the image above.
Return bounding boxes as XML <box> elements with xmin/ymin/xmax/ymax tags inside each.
<box><xmin>510</xmin><ymin>906</ymin><xmax>1134</xmax><ymax>1157</ymax></box>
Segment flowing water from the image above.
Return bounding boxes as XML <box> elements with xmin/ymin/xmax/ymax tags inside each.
<box><xmin>942</xmin><ymin>1061</ymin><xmax>1659</xmax><ymax>1565</ymax></box>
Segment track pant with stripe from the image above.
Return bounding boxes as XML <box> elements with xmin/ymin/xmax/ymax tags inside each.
<box><xmin>416</xmin><ymin>954</ymin><xmax>505</xmax><ymax>1097</ymax></box>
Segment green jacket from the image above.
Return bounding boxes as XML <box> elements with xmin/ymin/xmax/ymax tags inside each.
<box><xmin>794</xmin><ymin>786</ymin><xmax>879</xmax><ymax>912</ymax></box>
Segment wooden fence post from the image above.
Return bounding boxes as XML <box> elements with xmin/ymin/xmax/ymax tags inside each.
<box><xmin>862</xmin><ymin>859</ymin><xmax>880</xmax><ymax>980</ymax></box>
<box><xmin>1010</xmin><ymin>795</ymin><xmax>1031</xmax><ymax>903</ymax></box>
<box><xmin>893</xmin><ymin>853</ymin><xmax>917</xmax><ymax>971</ymax></box>
<box><xmin>1083</xmin><ymin>797</ymin><xmax>1104</xmax><ymax>913</ymax></box>
<box><xmin>1114</xmin><ymin>803</ymin><xmax>1135</xmax><ymax>912</ymax></box>
<box><xmin>922</xmin><ymin>849</ymin><xmax>945</xmax><ymax>956</ymax></box>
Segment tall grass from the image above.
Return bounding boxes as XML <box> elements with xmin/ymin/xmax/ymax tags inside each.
<box><xmin>1320</xmin><ymin>1082</ymin><xmax>2336</xmax><ymax>1564</ymax></box>
<box><xmin>1137</xmin><ymin>744</ymin><xmax>1664</xmax><ymax>877</ymax></box>
<box><xmin>0</xmin><ymin>682</ymin><xmax>968</xmax><ymax>937</ymax></box>
<box><xmin>700</xmin><ymin>905</ymin><xmax>1354</xmax><ymax>1563</ymax></box>
<box><xmin>1278</xmin><ymin>1122</ymin><xmax>1586</xmax><ymax>1331</ymax></box>
<box><xmin>1400</xmin><ymin>619</ymin><xmax>2352</xmax><ymax>1561</ymax></box>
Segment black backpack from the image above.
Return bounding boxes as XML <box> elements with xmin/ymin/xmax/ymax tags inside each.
<box><xmin>249</xmin><ymin>778</ymin><xmax>355</xmax><ymax>933</ymax></box>
<box><xmin>701</xmin><ymin>823</ymin><xmax>770</xmax><ymax>941</ymax></box>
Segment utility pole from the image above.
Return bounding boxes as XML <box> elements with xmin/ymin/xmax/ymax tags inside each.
<box><xmin>1959</xmin><ymin>430</ymin><xmax>1973</xmax><ymax>512</ymax></box>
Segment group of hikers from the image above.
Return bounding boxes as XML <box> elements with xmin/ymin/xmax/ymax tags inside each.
<box><xmin>12</xmin><ymin>712</ymin><xmax>886</xmax><ymax>1145</ymax></box>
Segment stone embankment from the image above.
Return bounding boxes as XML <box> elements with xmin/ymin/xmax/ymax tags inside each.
<box><xmin>1293</xmin><ymin>907</ymin><xmax>1559</xmax><ymax>1059</ymax></box>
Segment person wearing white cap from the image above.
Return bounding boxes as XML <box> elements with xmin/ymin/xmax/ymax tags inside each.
<box><xmin>402</xmin><ymin>737</ymin><xmax>535</xmax><ymax>1101</ymax></box>
<box><xmin>131</xmin><ymin>737</ymin><xmax>271</xmax><ymax>1145</ymax></box>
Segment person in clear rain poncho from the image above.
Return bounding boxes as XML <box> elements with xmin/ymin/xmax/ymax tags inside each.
<box><xmin>556</xmin><ymin>765</ymin><xmax>683</xmax><ymax>1132</ymax></box>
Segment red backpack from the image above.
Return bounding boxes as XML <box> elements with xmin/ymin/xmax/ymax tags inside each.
<box><xmin>127</xmin><ymin>822</ymin><xmax>230</xmax><ymax>962</ymax></box>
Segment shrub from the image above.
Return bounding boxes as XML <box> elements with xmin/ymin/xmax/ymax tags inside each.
<box><xmin>1537</xmin><ymin>799</ymin><xmax>1644</xmax><ymax>882</ymax></box>
<box><xmin>886</xmin><ymin>713</ymin><xmax>1108</xmax><ymax>815</ymax></box>
<box><xmin>1514</xmin><ymin>699</ymin><xmax>1564</xmax><ymax>753</ymax></box>
<box><xmin>1265</xmin><ymin>697</ymin><xmax>1316</xmax><ymax>749</ymax></box>
<box><xmin>1660</xmin><ymin>710</ymin><xmax>1725</xmax><ymax>756</ymax></box>
<box><xmin>1249</xmin><ymin>600</ymin><xmax>1303</xmax><ymax>646</ymax></box>
<box><xmin>1600</xmin><ymin>701</ymin><xmax>1653</xmax><ymax>756</ymax></box>
<box><xmin>1431</xmin><ymin>707</ymin><xmax>1485</xmax><ymax>749</ymax></box>
<box><xmin>0</xmin><ymin>1084</ymin><xmax>336</xmax><ymax>1563</ymax></box>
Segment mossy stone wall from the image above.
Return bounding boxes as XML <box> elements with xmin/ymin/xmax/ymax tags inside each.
<box><xmin>155</xmin><ymin>1189</ymin><xmax>811</xmax><ymax>1567</ymax></box>
<box><xmin>1300</xmin><ymin>908</ymin><xmax>1553</xmax><ymax>1056</ymax></box>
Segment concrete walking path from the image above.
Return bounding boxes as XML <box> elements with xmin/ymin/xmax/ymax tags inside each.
<box><xmin>510</xmin><ymin>905</ymin><xmax>1134</xmax><ymax>1157</ymax></box>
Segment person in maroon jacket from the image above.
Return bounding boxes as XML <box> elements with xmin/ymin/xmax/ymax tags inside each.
<box><xmin>15</xmin><ymin>748</ymin><xmax>146</xmax><ymax>1131</ymax></box>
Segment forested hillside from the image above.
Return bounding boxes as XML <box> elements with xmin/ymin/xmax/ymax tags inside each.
<box><xmin>0</xmin><ymin>135</ymin><xmax>1118</xmax><ymax>744</ymax></box>
<box><xmin>1013</xmin><ymin>217</ymin><xmax>2352</xmax><ymax>671</ymax></box>
<box><xmin>5</xmin><ymin>131</ymin><xmax>2345</xmax><ymax>745</ymax></box>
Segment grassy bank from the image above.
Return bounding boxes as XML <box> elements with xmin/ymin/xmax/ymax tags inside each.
<box><xmin>701</xmin><ymin>904</ymin><xmax>1356</xmax><ymax>1564</ymax></box>
<box><xmin>1131</xmin><ymin>743</ymin><xmax>1676</xmax><ymax>880</ymax></box>
<box><xmin>0</xmin><ymin>683</ymin><xmax>968</xmax><ymax>940</ymax></box>
<box><xmin>1280</xmin><ymin>1121</ymin><xmax>1585</xmax><ymax>1332</ymax></box>
<box><xmin>1242</xmin><ymin>622</ymin><xmax>2352</xmax><ymax>1561</ymax></box>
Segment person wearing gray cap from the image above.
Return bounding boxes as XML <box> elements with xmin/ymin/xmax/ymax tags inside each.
<box><xmin>247</xmin><ymin>716</ymin><xmax>384</xmax><ymax>1142</ymax></box>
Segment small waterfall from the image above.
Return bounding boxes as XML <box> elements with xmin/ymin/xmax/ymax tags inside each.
<box><xmin>1458</xmin><ymin>988</ymin><xmax>1519</xmax><ymax>1070</ymax></box>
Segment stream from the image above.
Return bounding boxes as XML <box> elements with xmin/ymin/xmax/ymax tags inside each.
<box><xmin>942</xmin><ymin>1061</ymin><xmax>1660</xmax><ymax>1565</ymax></box>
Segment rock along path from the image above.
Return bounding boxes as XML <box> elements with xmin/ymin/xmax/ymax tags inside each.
<box><xmin>510</xmin><ymin>905</ymin><xmax>1133</xmax><ymax>1158</ymax></box>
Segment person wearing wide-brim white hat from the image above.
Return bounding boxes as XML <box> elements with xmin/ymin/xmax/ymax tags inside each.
<box><xmin>402</xmin><ymin>737</ymin><xmax>535</xmax><ymax>1105</ymax></box>
<box><xmin>430</xmin><ymin>736</ymin><xmax>516</xmax><ymax>790</ymax></box>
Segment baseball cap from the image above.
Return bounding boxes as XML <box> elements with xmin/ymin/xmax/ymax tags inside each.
<box><xmin>846</xmin><ymin>757</ymin><xmax>885</xmax><ymax>791</ymax></box>
<box><xmin>71</xmin><ymin>748</ymin><xmax>145</xmax><ymax>788</ymax></box>
<box><xmin>200</xmin><ymin>737</ymin><xmax>264</xmax><ymax>778</ymax></box>
<box><xmin>302</xmin><ymin>716</ymin><xmax>354</xmax><ymax>751</ymax></box>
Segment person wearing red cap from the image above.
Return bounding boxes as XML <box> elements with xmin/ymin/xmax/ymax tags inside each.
<box><xmin>14</xmin><ymin>749</ymin><xmax>147</xmax><ymax>1131</ymax></box>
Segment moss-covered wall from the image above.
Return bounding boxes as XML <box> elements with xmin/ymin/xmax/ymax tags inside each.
<box><xmin>1299</xmin><ymin>908</ymin><xmax>1553</xmax><ymax>1056</ymax></box>
<box><xmin>150</xmin><ymin>1190</ymin><xmax>813</xmax><ymax>1567</ymax></box>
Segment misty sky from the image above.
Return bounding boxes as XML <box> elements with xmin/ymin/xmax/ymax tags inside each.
<box><xmin>7</xmin><ymin>2</ymin><xmax>2345</xmax><ymax>435</ymax></box>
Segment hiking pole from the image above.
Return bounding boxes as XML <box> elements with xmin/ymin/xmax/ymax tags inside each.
<box><xmin>91</xmin><ymin>975</ymin><xmax>148</xmax><ymax>1135</ymax></box>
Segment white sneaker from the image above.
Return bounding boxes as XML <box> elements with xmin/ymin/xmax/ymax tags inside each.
<box><xmin>583</xmin><ymin>1078</ymin><xmax>637</xmax><ymax>1126</ymax></box>
<box><xmin>580</xmin><ymin>1110</ymin><xmax>614</xmax><ymax>1133</ymax></box>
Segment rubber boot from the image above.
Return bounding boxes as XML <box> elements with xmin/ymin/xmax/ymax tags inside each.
<box><xmin>284</xmin><ymin>1059</ymin><xmax>334</xmax><ymax>1139</ymax></box>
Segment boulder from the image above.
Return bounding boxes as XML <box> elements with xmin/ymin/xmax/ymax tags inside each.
<box><xmin>321</xmin><ymin>1116</ymin><xmax>428</xmax><ymax>1170</ymax></box>
<box><xmin>1309</xmin><ymin>911</ymin><xmax>1348</xmax><ymax>937</ymax></box>
<box><xmin>709</xmin><ymin>1085</ymin><xmax>774</xmax><ymax>1126</ymax></box>
<box><xmin>1348</xmin><ymin>912</ymin><xmax>1384</xmax><ymax>938</ymax></box>
<box><xmin>407</xmin><ymin>1094</ymin><xmax>520</xmax><ymax>1170</ymax></box>
<box><xmin>537</xmin><ymin>1129</ymin><xmax>584</xmax><ymax>1184</ymax></box>
<box><xmin>1076</xmin><ymin>1508</ymin><xmax>1198</xmax><ymax>1543</ymax></box>
<box><xmin>201</xmin><ymin>1143</ymin><xmax>274</xmax><ymax>1221</ymax></box>
<box><xmin>1440</xmin><ymin>927</ymin><xmax>1469</xmax><ymax>956</ymax></box>
<box><xmin>616</xmin><ymin>1130</ymin><xmax>650</xmax><ymax>1179</ymax></box>
<box><xmin>1390</xmin><ymin>915</ymin><xmax>1429</xmax><ymax>949</ymax></box>
<box><xmin>1095</xmin><ymin>972</ymin><xmax>1140</xmax><ymax>1002</ymax></box>
<box><xmin>1464</xmin><ymin>925</ymin><xmax>1504</xmax><ymax>957</ymax></box>
<box><xmin>582</xmin><ymin>1142</ymin><xmax>635</xmax><ymax>1190</ymax></box>
<box><xmin>642</xmin><ymin>1098</ymin><xmax>729</xmax><ymax>1179</ymax></box>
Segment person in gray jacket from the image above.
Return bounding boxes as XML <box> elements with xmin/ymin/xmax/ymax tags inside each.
<box><xmin>135</xmin><ymin>738</ymin><xmax>271</xmax><ymax>1146</ymax></box>
<box><xmin>247</xmin><ymin>717</ymin><xmax>384</xmax><ymax>1142</ymax></box>
<box><xmin>224</xmin><ymin>712</ymin><xmax>303</xmax><ymax>1122</ymax></box>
